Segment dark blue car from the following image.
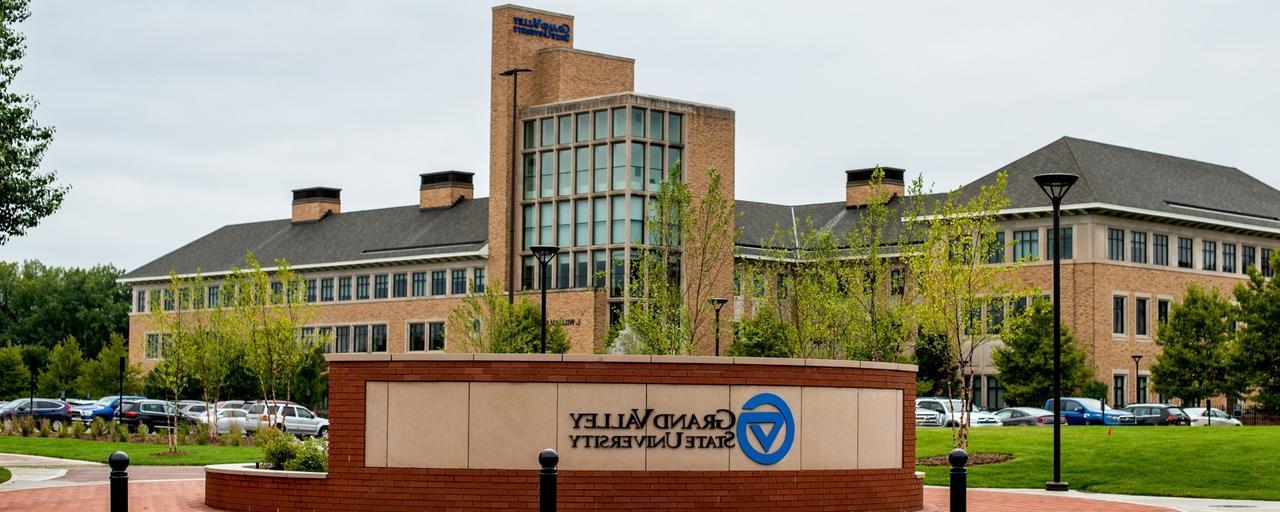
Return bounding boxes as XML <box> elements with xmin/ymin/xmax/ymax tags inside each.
<box><xmin>0</xmin><ymin>398</ymin><xmax>73</xmax><ymax>427</ymax></box>
<box><xmin>1044</xmin><ymin>398</ymin><xmax>1136</xmax><ymax>426</ymax></box>
<box><xmin>72</xmin><ymin>395</ymin><xmax>147</xmax><ymax>423</ymax></box>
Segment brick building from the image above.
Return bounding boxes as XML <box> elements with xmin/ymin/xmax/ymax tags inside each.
<box><xmin>122</xmin><ymin>5</ymin><xmax>1280</xmax><ymax>409</ymax></box>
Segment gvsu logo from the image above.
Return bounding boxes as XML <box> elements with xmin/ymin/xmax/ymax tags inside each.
<box><xmin>736</xmin><ymin>393</ymin><xmax>795</xmax><ymax>465</ymax></box>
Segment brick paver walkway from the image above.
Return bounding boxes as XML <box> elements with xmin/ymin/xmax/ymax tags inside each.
<box><xmin>0</xmin><ymin>480</ymin><xmax>1177</xmax><ymax>511</ymax></box>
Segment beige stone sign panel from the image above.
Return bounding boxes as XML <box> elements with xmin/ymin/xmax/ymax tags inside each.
<box><xmin>644</xmin><ymin>384</ymin><xmax>732</xmax><ymax>471</ymax></box>
<box><xmin>800</xmin><ymin>387</ymin><xmax>859</xmax><ymax>470</ymax></box>
<box><xmin>728</xmin><ymin>385</ymin><xmax>803</xmax><ymax>471</ymax></box>
<box><xmin>557</xmin><ymin>383</ymin><xmax>647</xmax><ymax>470</ymax></box>
<box><xmin>468</xmin><ymin>382</ymin><xmax>558</xmax><ymax>470</ymax></box>
<box><xmin>365</xmin><ymin>381</ymin><xmax>388</xmax><ymax>467</ymax></box>
<box><xmin>857</xmin><ymin>388</ymin><xmax>904</xmax><ymax>469</ymax></box>
<box><xmin>387</xmin><ymin>382</ymin><xmax>469</xmax><ymax>468</ymax></box>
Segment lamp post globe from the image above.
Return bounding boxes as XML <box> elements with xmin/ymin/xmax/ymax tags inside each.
<box><xmin>708</xmin><ymin>298</ymin><xmax>729</xmax><ymax>356</ymax></box>
<box><xmin>1034</xmin><ymin>172</ymin><xmax>1078</xmax><ymax>492</ymax></box>
<box><xmin>1132</xmin><ymin>354</ymin><xmax>1143</xmax><ymax>403</ymax></box>
<box><xmin>530</xmin><ymin>245</ymin><xmax>560</xmax><ymax>354</ymax></box>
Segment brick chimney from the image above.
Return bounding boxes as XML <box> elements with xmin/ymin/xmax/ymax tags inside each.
<box><xmin>291</xmin><ymin>187</ymin><xmax>341</xmax><ymax>223</ymax></box>
<box><xmin>420</xmin><ymin>171</ymin><xmax>474</xmax><ymax>209</ymax></box>
<box><xmin>845</xmin><ymin>167</ymin><xmax>905</xmax><ymax>208</ymax></box>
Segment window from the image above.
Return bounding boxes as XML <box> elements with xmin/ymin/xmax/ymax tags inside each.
<box><xmin>1135</xmin><ymin>297</ymin><xmax>1148</xmax><ymax>336</ymax></box>
<box><xmin>612</xmin><ymin>196</ymin><xmax>626</xmax><ymax>244</ymax></box>
<box><xmin>1012</xmin><ymin>230</ymin><xmax>1038</xmax><ymax>262</ymax></box>
<box><xmin>522</xmin><ymin>205</ymin><xmax>535</xmax><ymax>250</ymax></box>
<box><xmin>610</xmin><ymin>250</ymin><xmax>625</xmax><ymax>297</ymax></box>
<box><xmin>371</xmin><ymin>324</ymin><xmax>387</xmax><ymax>352</ymax></box>
<box><xmin>667</xmin><ymin>147</ymin><xmax>682</xmax><ymax>177</ymax></box>
<box><xmin>305</xmin><ymin>279</ymin><xmax>317</xmax><ymax>302</ymax></box>
<box><xmin>339</xmin><ymin>277</ymin><xmax>352</xmax><ymax>301</ymax></box>
<box><xmin>1157</xmin><ymin>299</ymin><xmax>1170</xmax><ymax>325</ymax></box>
<box><xmin>412</xmin><ymin>272</ymin><xmax>426</xmax><ymax>297</ymax></box>
<box><xmin>558</xmin><ymin>115</ymin><xmax>572</xmax><ymax>145</ymax></box>
<box><xmin>145</xmin><ymin>333</ymin><xmax>164</xmax><ymax>359</ymax></box>
<box><xmin>522</xmin><ymin>256</ymin><xmax>535</xmax><ymax>290</ymax></box>
<box><xmin>408</xmin><ymin>322</ymin><xmax>426</xmax><ymax>351</ymax></box>
<box><xmin>1113</xmin><ymin>375</ymin><xmax>1126</xmax><ymax>407</ymax></box>
<box><xmin>523</xmin><ymin>119</ymin><xmax>536</xmax><ymax>148</ymax></box>
<box><xmin>574</xmin><ymin>200</ymin><xmax>588</xmax><ymax>247</ymax></box>
<box><xmin>353</xmin><ymin>325</ymin><xmax>369</xmax><ymax>353</ymax></box>
<box><xmin>429</xmin><ymin>322</ymin><xmax>446</xmax><ymax>351</ymax></box>
<box><xmin>648</xmin><ymin>144</ymin><xmax>663</xmax><ymax>192</ymax></box>
<box><xmin>334</xmin><ymin>326</ymin><xmax>350</xmax><ymax>353</ymax></box>
<box><xmin>576</xmin><ymin>112</ymin><xmax>588</xmax><ymax>142</ymax></box>
<box><xmin>540</xmin><ymin>151</ymin><xmax>554</xmax><ymax>198</ymax></box>
<box><xmin>1243</xmin><ymin>245</ymin><xmax>1257</xmax><ymax>273</ymax></box>
<box><xmin>356</xmin><ymin>276</ymin><xmax>370</xmax><ymax>300</ymax></box>
<box><xmin>1203</xmin><ymin>241</ymin><xmax>1217</xmax><ymax>271</ymax></box>
<box><xmin>592</xmin><ymin>251</ymin><xmax>606</xmax><ymax>288</ymax></box>
<box><xmin>593</xmin><ymin>110</ymin><xmax>607</xmax><ymax>140</ymax></box>
<box><xmin>552</xmin><ymin>150</ymin><xmax>571</xmax><ymax>198</ymax></box>
<box><xmin>1178</xmin><ymin>237</ymin><xmax>1193</xmax><ymax>268</ymax></box>
<box><xmin>985</xmin><ymin>376</ymin><xmax>1005</xmax><ymax>411</ymax></box>
<box><xmin>1223</xmin><ymin>243</ymin><xmax>1236</xmax><ymax>273</ymax></box>
<box><xmin>1265</xmin><ymin>248</ymin><xmax>1275</xmax><ymax>277</ymax></box>
<box><xmin>890</xmin><ymin>268</ymin><xmax>905</xmax><ymax>296</ymax></box>
<box><xmin>203</xmin><ymin>285</ymin><xmax>217</xmax><ymax>308</ymax></box>
<box><xmin>593</xmin><ymin>145</ymin><xmax>608</xmax><ymax>193</ymax></box>
<box><xmin>575</xmin><ymin>147</ymin><xmax>589</xmax><ymax>194</ymax></box>
<box><xmin>431</xmin><ymin>271</ymin><xmax>446</xmax><ymax>295</ymax></box>
<box><xmin>574</xmin><ymin>252</ymin><xmax>589</xmax><ymax>288</ymax></box>
<box><xmin>612</xmin><ymin>107</ymin><xmax>627</xmax><ymax>138</ymax></box>
<box><xmin>451</xmin><ymin>270</ymin><xmax>467</xmax><ymax>294</ymax></box>
<box><xmin>1131</xmin><ymin>232</ymin><xmax>1147</xmax><ymax>263</ymax></box>
<box><xmin>522</xmin><ymin>153</ymin><xmax>536</xmax><ymax>199</ymax></box>
<box><xmin>136</xmin><ymin>290</ymin><xmax>146</xmax><ymax>313</ymax></box>
<box><xmin>630</xmin><ymin>196</ymin><xmax>644</xmax><ymax>243</ymax></box>
<box><xmin>611</xmin><ymin>143</ymin><xmax>626</xmax><ymax>190</ymax></box>
<box><xmin>630</xmin><ymin>142</ymin><xmax>644</xmax><ymax>190</ymax></box>
<box><xmin>1113</xmin><ymin>295</ymin><xmax>1126</xmax><ymax>334</ymax></box>
<box><xmin>558</xmin><ymin>202</ymin><xmax>571</xmax><ymax>246</ymax></box>
<box><xmin>473</xmin><ymin>268</ymin><xmax>485</xmax><ymax>293</ymax></box>
<box><xmin>986</xmin><ymin>232</ymin><xmax>1005</xmax><ymax>264</ymax></box>
<box><xmin>590</xmin><ymin>197</ymin><xmax>608</xmax><ymax>245</ymax></box>
<box><xmin>668</xmin><ymin>113</ymin><xmax>683</xmax><ymax>143</ymax></box>
<box><xmin>557</xmin><ymin>254</ymin><xmax>570</xmax><ymax>289</ymax></box>
<box><xmin>1154</xmin><ymin>235</ymin><xmax>1169</xmax><ymax>266</ymax></box>
<box><xmin>374</xmin><ymin>275</ymin><xmax>388</xmax><ymax>299</ymax></box>
<box><xmin>540</xmin><ymin>118</ymin><xmax>554</xmax><ymax>148</ymax></box>
<box><xmin>1137</xmin><ymin>376</ymin><xmax>1148</xmax><ymax>404</ymax></box>
<box><xmin>987</xmin><ymin>299</ymin><xmax>1005</xmax><ymax>335</ymax></box>
<box><xmin>392</xmin><ymin>274</ymin><xmax>407</xmax><ymax>298</ymax></box>
<box><xmin>539</xmin><ymin>203</ymin><xmax>553</xmax><ymax>245</ymax></box>
<box><xmin>318</xmin><ymin>279</ymin><xmax>332</xmax><ymax>302</ymax></box>
<box><xmin>631</xmin><ymin>107</ymin><xmax>646</xmax><ymax>138</ymax></box>
<box><xmin>1107</xmin><ymin>228</ymin><xmax>1125</xmax><ymax>261</ymax></box>
<box><xmin>1047</xmin><ymin>227</ymin><xmax>1073</xmax><ymax>260</ymax></box>
<box><xmin>649</xmin><ymin>110</ymin><xmax>664</xmax><ymax>141</ymax></box>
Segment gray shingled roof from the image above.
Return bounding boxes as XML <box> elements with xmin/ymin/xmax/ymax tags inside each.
<box><xmin>123</xmin><ymin>198</ymin><xmax>489</xmax><ymax>280</ymax></box>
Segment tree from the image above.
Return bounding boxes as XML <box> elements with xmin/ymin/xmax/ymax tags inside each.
<box><xmin>726</xmin><ymin>305</ymin><xmax>794</xmax><ymax>358</ymax></box>
<box><xmin>993</xmin><ymin>298</ymin><xmax>1092</xmax><ymax>406</ymax></box>
<box><xmin>1233</xmin><ymin>254</ymin><xmax>1280</xmax><ymax>411</ymax></box>
<box><xmin>0</xmin><ymin>261</ymin><xmax>130</xmax><ymax>357</ymax></box>
<box><xmin>37</xmin><ymin>336</ymin><xmax>82</xmax><ymax>398</ymax></box>
<box><xmin>0</xmin><ymin>342</ymin><xmax>28</xmax><ymax>398</ymax></box>
<box><xmin>1151</xmin><ymin>284</ymin><xmax>1237</xmax><ymax>406</ymax></box>
<box><xmin>76</xmin><ymin>333</ymin><xmax>143</xmax><ymax>398</ymax></box>
<box><xmin>148</xmin><ymin>272</ymin><xmax>201</xmax><ymax>452</ymax></box>
<box><xmin>447</xmin><ymin>281</ymin><xmax>570</xmax><ymax>354</ymax></box>
<box><xmin>914</xmin><ymin>332</ymin><xmax>957</xmax><ymax>397</ymax></box>
<box><xmin>0</xmin><ymin>0</ymin><xmax>66</xmax><ymax>243</ymax></box>
<box><xmin>620</xmin><ymin>166</ymin><xmax>736</xmax><ymax>355</ymax></box>
<box><xmin>905</xmin><ymin>170</ymin><xmax>1019</xmax><ymax>450</ymax></box>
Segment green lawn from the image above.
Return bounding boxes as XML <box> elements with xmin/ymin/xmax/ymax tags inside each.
<box><xmin>0</xmin><ymin>436</ymin><xmax>260</xmax><ymax>466</ymax></box>
<box><xmin>0</xmin><ymin>466</ymin><xmax>9</xmax><ymax>484</ymax></box>
<box><xmin>916</xmin><ymin>426</ymin><xmax>1280</xmax><ymax>500</ymax></box>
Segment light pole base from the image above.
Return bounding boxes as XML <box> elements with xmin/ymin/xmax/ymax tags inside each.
<box><xmin>1045</xmin><ymin>481</ymin><xmax>1069</xmax><ymax>492</ymax></box>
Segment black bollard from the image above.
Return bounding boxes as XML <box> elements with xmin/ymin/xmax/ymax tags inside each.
<box><xmin>109</xmin><ymin>451</ymin><xmax>129</xmax><ymax>512</ymax></box>
<box><xmin>949</xmin><ymin>448</ymin><xmax>968</xmax><ymax>512</ymax></box>
<box><xmin>539</xmin><ymin>448</ymin><xmax>558</xmax><ymax>512</ymax></box>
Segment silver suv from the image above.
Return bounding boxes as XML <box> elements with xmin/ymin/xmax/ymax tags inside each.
<box><xmin>245</xmin><ymin>401</ymin><xmax>328</xmax><ymax>438</ymax></box>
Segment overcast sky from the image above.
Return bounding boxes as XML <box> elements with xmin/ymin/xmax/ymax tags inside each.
<box><xmin>4</xmin><ymin>1</ymin><xmax>1280</xmax><ymax>270</ymax></box>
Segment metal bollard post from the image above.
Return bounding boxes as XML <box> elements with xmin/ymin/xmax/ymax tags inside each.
<box><xmin>949</xmin><ymin>448</ymin><xmax>968</xmax><ymax>512</ymax></box>
<box><xmin>539</xmin><ymin>448</ymin><xmax>558</xmax><ymax>512</ymax></box>
<box><xmin>109</xmin><ymin>451</ymin><xmax>129</xmax><ymax>512</ymax></box>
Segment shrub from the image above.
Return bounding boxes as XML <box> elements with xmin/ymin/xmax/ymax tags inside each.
<box><xmin>283</xmin><ymin>437</ymin><xmax>327</xmax><ymax>472</ymax></box>
<box><xmin>70</xmin><ymin>421</ymin><xmax>87</xmax><ymax>439</ymax></box>
<box><xmin>112</xmin><ymin>423</ymin><xmax>129</xmax><ymax>443</ymax></box>
<box><xmin>89</xmin><ymin>417</ymin><xmax>111</xmax><ymax>438</ymax></box>
<box><xmin>38</xmin><ymin>419</ymin><xmax>52</xmax><ymax>438</ymax></box>
<box><xmin>137</xmin><ymin>423</ymin><xmax>149</xmax><ymax>439</ymax></box>
<box><xmin>259</xmin><ymin>428</ymin><xmax>298</xmax><ymax>470</ymax></box>
<box><xmin>189</xmin><ymin>422</ymin><xmax>210</xmax><ymax>445</ymax></box>
<box><xmin>17</xmin><ymin>417</ymin><xmax>35</xmax><ymax>437</ymax></box>
<box><xmin>223</xmin><ymin>423</ymin><xmax>243</xmax><ymax>446</ymax></box>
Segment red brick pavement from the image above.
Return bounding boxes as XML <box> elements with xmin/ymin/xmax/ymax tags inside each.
<box><xmin>0</xmin><ymin>480</ymin><xmax>1174</xmax><ymax>511</ymax></box>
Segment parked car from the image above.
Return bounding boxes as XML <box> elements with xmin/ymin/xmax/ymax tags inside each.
<box><xmin>214</xmin><ymin>408</ymin><xmax>252</xmax><ymax>435</ymax></box>
<box><xmin>1044</xmin><ymin>398</ymin><xmax>1136</xmax><ymax>426</ymax></box>
<box><xmin>0</xmin><ymin>398</ymin><xmax>73</xmax><ymax>429</ymax></box>
<box><xmin>1183</xmin><ymin>407</ymin><xmax>1243</xmax><ymax>427</ymax></box>
<box><xmin>915</xmin><ymin>397</ymin><xmax>1003</xmax><ymax>427</ymax></box>
<box><xmin>118</xmin><ymin>400</ymin><xmax>194</xmax><ymax>431</ymax></box>
<box><xmin>1122</xmin><ymin>404</ymin><xmax>1190</xmax><ymax>426</ymax></box>
<box><xmin>245</xmin><ymin>401</ymin><xmax>329</xmax><ymax>438</ymax></box>
<box><xmin>179</xmin><ymin>402</ymin><xmax>214</xmax><ymax>422</ymax></box>
<box><xmin>72</xmin><ymin>395</ymin><xmax>148</xmax><ymax>423</ymax></box>
<box><xmin>215</xmin><ymin>400</ymin><xmax>248</xmax><ymax>411</ymax></box>
<box><xmin>993</xmin><ymin>407</ymin><xmax>1065</xmax><ymax>426</ymax></box>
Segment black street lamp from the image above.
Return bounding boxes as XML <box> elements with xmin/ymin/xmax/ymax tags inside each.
<box><xmin>531</xmin><ymin>244</ymin><xmax>560</xmax><ymax>354</ymax></box>
<box><xmin>1035</xmin><ymin>172</ymin><xmax>1078</xmax><ymax>493</ymax></box>
<box><xmin>118</xmin><ymin>356</ymin><xmax>125</xmax><ymax>424</ymax></box>
<box><xmin>1131</xmin><ymin>354</ymin><xmax>1143</xmax><ymax>404</ymax></box>
<box><xmin>708</xmin><ymin>298</ymin><xmax>729</xmax><ymax>356</ymax></box>
<box><xmin>500</xmin><ymin>66</ymin><xmax>533</xmax><ymax>304</ymax></box>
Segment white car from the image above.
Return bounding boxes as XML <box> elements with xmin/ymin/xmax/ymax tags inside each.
<box><xmin>245</xmin><ymin>401</ymin><xmax>329</xmax><ymax>438</ymax></box>
<box><xmin>1183</xmin><ymin>407</ymin><xmax>1242</xmax><ymax>427</ymax></box>
<box><xmin>214</xmin><ymin>408</ymin><xmax>252</xmax><ymax>434</ymax></box>
<box><xmin>915</xmin><ymin>397</ymin><xmax>1003</xmax><ymax>427</ymax></box>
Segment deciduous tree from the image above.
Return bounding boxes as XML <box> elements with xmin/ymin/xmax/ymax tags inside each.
<box><xmin>36</xmin><ymin>335</ymin><xmax>82</xmax><ymax>398</ymax></box>
<box><xmin>76</xmin><ymin>333</ymin><xmax>143</xmax><ymax>398</ymax></box>
<box><xmin>447</xmin><ymin>281</ymin><xmax>569</xmax><ymax>354</ymax></box>
<box><xmin>1233</xmin><ymin>254</ymin><xmax>1280</xmax><ymax>411</ymax></box>
<box><xmin>1151</xmin><ymin>284</ymin><xmax>1237</xmax><ymax>406</ymax></box>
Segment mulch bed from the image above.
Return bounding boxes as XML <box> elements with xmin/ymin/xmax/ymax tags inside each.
<box><xmin>917</xmin><ymin>452</ymin><xmax>1014</xmax><ymax>466</ymax></box>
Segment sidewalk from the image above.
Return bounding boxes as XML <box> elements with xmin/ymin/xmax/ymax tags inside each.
<box><xmin>0</xmin><ymin>453</ymin><xmax>203</xmax><ymax>492</ymax></box>
<box><xmin>926</xmin><ymin>486</ymin><xmax>1280</xmax><ymax>512</ymax></box>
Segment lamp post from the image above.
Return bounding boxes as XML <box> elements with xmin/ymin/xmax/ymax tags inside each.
<box><xmin>1131</xmin><ymin>354</ymin><xmax>1143</xmax><ymax>404</ymax></box>
<box><xmin>708</xmin><ymin>298</ymin><xmax>728</xmax><ymax>356</ymax></box>
<box><xmin>118</xmin><ymin>356</ymin><xmax>125</xmax><ymax>424</ymax></box>
<box><xmin>500</xmin><ymin>66</ymin><xmax>533</xmax><ymax>304</ymax></box>
<box><xmin>1035</xmin><ymin>172</ymin><xmax>1078</xmax><ymax>493</ymax></box>
<box><xmin>530</xmin><ymin>244</ymin><xmax>560</xmax><ymax>354</ymax></box>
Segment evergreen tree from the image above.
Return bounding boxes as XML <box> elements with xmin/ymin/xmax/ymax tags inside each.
<box><xmin>1151</xmin><ymin>284</ymin><xmax>1237</xmax><ymax>405</ymax></box>
<box><xmin>0</xmin><ymin>342</ymin><xmax>28</xmax><ymax>399</ymax></box>
<box><xmin>1233</xmin><ymin>253</ymin><xmax>1280</xmax><ymax>411</ymax></box>
<box><xmin>37</xmin><ymin>336</ymin><xmax>82</xmax><ymax>398</ymax></box>
<box><xmin>75</xmin><ymin>334</ymin><xmax>143</xmax><ymax>398</ymax></box>
<box><xmin>992</xmin><ymin>298</ymin><xmax>1092</xmax><ymax>406</ymax></box>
